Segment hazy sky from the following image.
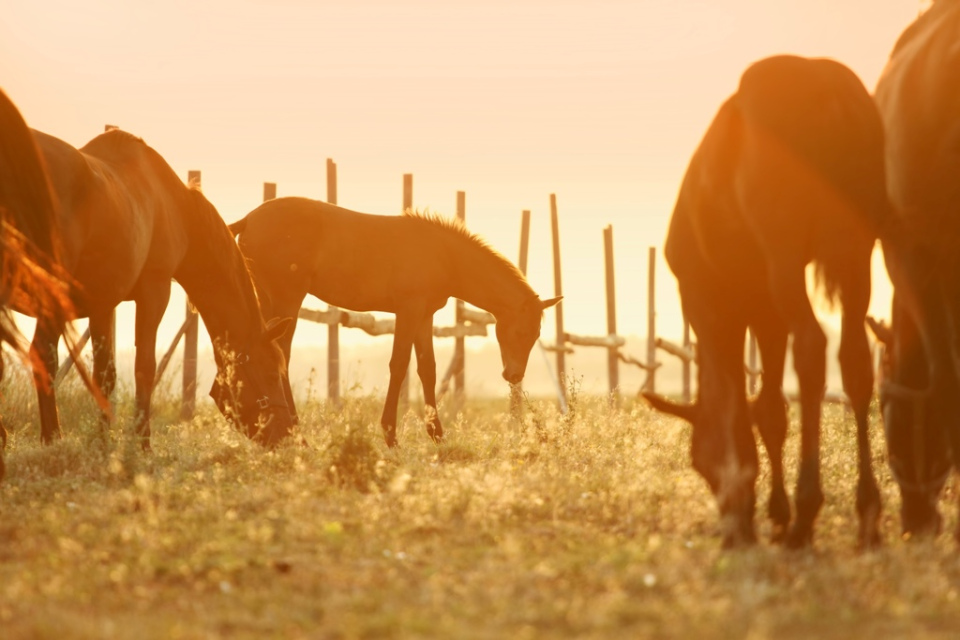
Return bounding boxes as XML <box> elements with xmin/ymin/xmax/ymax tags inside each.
<box><xmin>0</xmin><ymin>1</ymin><xmax>926</xmax><ymax>388</ymax></box>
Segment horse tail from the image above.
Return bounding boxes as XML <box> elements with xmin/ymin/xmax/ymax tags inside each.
<box><xmin>227</xmin><ymin>216</ymin><xmax>247</xmax><ymax>237</ymax></box>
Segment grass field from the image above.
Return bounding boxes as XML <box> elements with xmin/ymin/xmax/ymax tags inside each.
<box><xmin>2</xmin><ymin>368</ymin><xmax>960</xmax><ymax>639</ymax></box>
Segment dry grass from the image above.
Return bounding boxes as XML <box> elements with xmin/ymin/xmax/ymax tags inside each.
<box><xmin>1</xmin><ymin>368</ymin><xmax>960</xmax><ymax>639</ymax></box>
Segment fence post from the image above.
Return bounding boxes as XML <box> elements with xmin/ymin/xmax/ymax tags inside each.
<box><xmin>748</xmin><ymin>329</ymin><xmax>758</xmax><ymax>395</ymax></box>
<box><xmin>510</xmin><ymin>209</ymin><xmax>532</xmax><ymax>415</ymax></box>
<box><xmin>263</xmin><ymin>182</ymin><xmax>277</xmax><ymax>202</ymax></box>
<box><xmin>326</xmin><ymin>159</ymin><xmax>341</xmax><ymax>406</ymax></box>
<box><xmin>550</xmin><ymin>194</ymin><xmax>567</xmax><ymax>403</ymax></box>
<box><xmin>399</xmin><ymin>174</ymin><xmax>413</xmax><ymax>413</ymax></box>
<box><xmin>453</xmin><ymin>191</ymin><xmax>467</xmax><ymax>405</ymax></box>
<box><xmin>682</xmin><ymin>319</ymin><xmax>692</xmax><ymax>403</ymax></box>
<box><xmin>603</xmin><ymin>225</ymin><xmax>619</xmax><ymax>408</ymax></box>
<box><xmin>181</xmin><ymin>170</ymin><xmax>201</xmax><ymax>420</ymax></box>
<box><xmin>644</xmin><ymin>246</ymin><xmax>656</xmax><ymax>394</ymax></box>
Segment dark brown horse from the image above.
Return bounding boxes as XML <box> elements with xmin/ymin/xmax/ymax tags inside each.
<box><xmin>0</xmin><ymin>88</ymin><xmax>80</xmax><ymax>479</ymax></box>
<box><xmin>24</xmin><ymin>128</ymin><xmax>294</xmax><ymax>448</ymax></box>
<box><xmin>872</xmin><ymin>0</ymin><xmax>960</xmax><ymax>540</ymax></box>
<box><xmin>228</xmin><ymin>197</ymin><xmax>560</xmax><ymax>446</ymax></box>
<box><xmin>644</xmin><ymin>55</ymin><xmax>891</xmax><ymax>548</ymax></box>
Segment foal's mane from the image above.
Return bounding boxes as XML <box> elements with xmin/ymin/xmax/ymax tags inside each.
<box><xmin>403</xmin><ymin>209</ymin><xmax>534</xmax><ymax>293</ymax></box>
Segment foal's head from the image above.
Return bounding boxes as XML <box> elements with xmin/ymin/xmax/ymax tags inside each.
<box><xmin>495</xmin><ymin>296</ymin><xmax>561</xmax><ymax>385</ymax></box>
<box><xmin>209</xmin><ymin>317</ymin><xmax>295</xmax><ymax>448</ymax></box>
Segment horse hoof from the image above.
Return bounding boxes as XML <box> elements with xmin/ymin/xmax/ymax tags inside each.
<box><xmin>858</xmin><ymin>529</ymin><xmax>883</xmax><ymax>551</ymax></box>
<box><xmin>785</xmin><ymin>526</ymin><xmax>813</xmax><ymax>550</ymax></box>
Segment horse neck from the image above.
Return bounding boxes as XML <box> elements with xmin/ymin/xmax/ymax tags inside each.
<box><xmin>175</xmin><ymin>200</ymin><xmax>264</xmax><ymax>349</ymax></box>
<box><xmin>447</xmin><ymin>239</ymin><xmax>535</xmax><ymax>316</ymax></box>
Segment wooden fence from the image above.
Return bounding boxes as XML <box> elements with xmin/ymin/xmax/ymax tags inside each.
<box><xmin>54</xmin><ymin>156</ymin><xmax>879</xmax><ymax>415</ymax></box>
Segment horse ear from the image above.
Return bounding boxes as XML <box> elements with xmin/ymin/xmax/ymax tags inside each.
<box><xmin>540</xmin><ymin>296</ymin><xmax>562</xmax><ymax>310</ymax></box>
<box><xmin>641</xmin><ymin>391</ymin><xmax>699</xmax><ymax>423</ymax></box>
<box><xmin>263</xmin><ymin>317</ymin><xmax>294</xmax><ymax>343</ymax></box>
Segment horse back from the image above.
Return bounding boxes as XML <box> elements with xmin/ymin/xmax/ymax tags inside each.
<box><xmin>34</xmin><ymin>129</ymin><xmax>188</xmax><ymax>308</ymax></box>
<box><xmin>236</xmin><ymin>197</ymin><xmax>452</xmax><ymax>313</ymax></box>
<box><xmin>875</xmin><ymin>0</ymin><xmax>960</xmax><ymax>229</ymax></box>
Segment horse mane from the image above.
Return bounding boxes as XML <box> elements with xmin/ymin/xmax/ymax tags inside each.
<box><xmin>402</xmin><ymin>209</ymin><xmax>535</xmax><ymax>296</ymax></box>
<box><xmin>890</xmin><ymin>0</ymin><xmax>960</xmax><ymax>58</ymax></box>
<box><xmin>182</xmin><ymin>186</ymin><xmax>265</xmax><ymax>324</ymax></box>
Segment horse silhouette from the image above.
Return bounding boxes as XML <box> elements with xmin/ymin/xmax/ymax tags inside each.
<box><xmin>24</xmin><ymin>128</ymin><xmax>294</xmax><ymax>448</ymax></box>
<box><xmin>229</xmin><ymin>196</ymin><xmax>559</xmax><ymax>446</ymax></box>
<box><xmin>644</xmin><ymin>55</ymin><xmax>891</xmax><ymax>548</ymax></box>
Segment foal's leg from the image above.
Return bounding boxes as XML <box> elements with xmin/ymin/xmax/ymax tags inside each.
<box><xmin>31</xmin><ymin>321</ymin><xmax>63</xmax><ymax>444</ymax></box>
<box><xmin>766</xmin><ymin>264</ymin><xmax>826</xmax><ymax>548</ymax></box>
<box><xmin>838</xmin><ymin>267</ymin><xmax>882</xmax><ymax>549</ymax></box>
<box><xmin>413</xmin><ymin>314</ymin><xmax>442</xmax><ymax>443</ymax></box>
<box><xmin>380</xmin><ymin>310</ymin><xmax>422</xmax><ymax>447</ymax></box>
<box><xmin>268</xmin><ymin>292</ymin><xmax>306</xmax><ymax>424</ymax></box>
<box><xmin>749</xmin><ymin>311</ymin><xmax>791</xmax><ymax>543</ymax></box>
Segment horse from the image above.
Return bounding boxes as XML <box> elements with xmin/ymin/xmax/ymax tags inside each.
<box><xmin>228</xmin><ymin>196</ymin><xmax>560</xmax><ymax>447</ymax></box>
<box><xmin>643</xmin><ymin>55</ymin><xmax>891</xmax><ymax>549</ymax></box>
<box><xmin>0</xmin><ymin>88</ymin><xmax>75</xmax><ymax>479</ymax></box>
<box><xmin>23</xmin><ymin>128</ymin><xmax>295</xmax><ymax>448</ymax></box>
<box><xmin>872</xmin><ymin>0</ymin><xmax>960</xmax><ymax>540</ymax></box>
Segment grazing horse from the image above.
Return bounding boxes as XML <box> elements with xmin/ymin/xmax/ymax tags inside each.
<box><xmin>643</xmin><ymin>55</ymin><xmax>891</xmax><ymax>548</ymax></box>
<box><xmin>24</xmin><ymin>128</ymin><xmax>294</xmax><ymax>448</ymax></box>
<box><xmin>228</xmin><ymin>196</ymin><xmax>560</xmax><ymax>446</ymax></box>
<box><xmin>0</xmin><ymin>88</ymin><xmax>78</xmax><ymax>479</ymax></box>
<box><xmin>872</xmin><ymin>0</ymin><xmax>960</xmax><ymax>540</ymax></box>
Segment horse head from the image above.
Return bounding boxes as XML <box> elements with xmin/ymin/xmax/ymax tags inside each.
<box><xmin>494</xmin><ymin>295</ymin><xmax>561</xmax><ymax>385</ymax></box>
<box><xmin>209</xmin><ymin>317</ymin><xmax>295</xmax><ymax>448</ymax></box>
<box><xmin>869</xmin><ymin>290</ymin><xmax>953</xmax><ymax>538</ymax></box>
<box><xmin>642</xmin><ymin>386</ymin><xmax>759</xmax><ymax>549</ymax></box>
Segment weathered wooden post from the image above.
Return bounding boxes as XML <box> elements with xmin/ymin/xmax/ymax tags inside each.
<box><xmin>453</xmin><ymin>191</ymin><xmax>467</xmax><ymax>404</ymax></box>
<box><xmin>747</xmin><ymin>330</ymin><xmax>758</xmax><ymax>395</ymax></box>
<box><xmin>682</xmin><ymin>319</ymin><xmax>692</xmax><ymax>403</ymax></box>
<box><xmin>603</xmin><ymin>225</ymin><xmax>619</xmax><ymax>407</ymax></box>
<box><xmin>550</xmin><ymin>194</ymin><xmax>567</xmax><ymax>403</ymax></box>
<box><xmin>399</xmin><ymin>173</ymin><xmax>413</xmax><ymax>412</ymax></box>
<box><xmin>263</xmin><ymin>182</ymin><xmax>277</xmax><ymax>202</ymax></box>
<box><xmin>181</xmin><ymin>170</ymin><xmax>201</xmax><ymax>420</ymax></box>
<box><xmin>326</xmin><ymin>159</ymin><xmax>341</xmax><ymax>406</ymax></box>
<box><xmin>644</xmin><ymin>246</ymin><xmax>656</xmax><ymax>394</ymax></box>
<box><xmin>510</xmin><ymin>209</ymin><xmax>532</xmax><ymax>415</ymax></box>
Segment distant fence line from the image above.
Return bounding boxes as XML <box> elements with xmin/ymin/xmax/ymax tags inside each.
<box><xmin>54</xmin><ymin>154</ymin><xmax>885</xmax><ymax>415</ymax></box>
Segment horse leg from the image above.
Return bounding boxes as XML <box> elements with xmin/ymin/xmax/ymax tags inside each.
<box><xmin>767</xmin><ymin>264</ymin><xmax>826</xmax><ymax>548</ymax></box>
<box><xmin>31</xmin><ymin>321</ymin><xmax>63</xmax><ymax>444</ymax></box>
<box><xmin>413</xmin><ymin>313</ymin><xmax>442</xmax><ymax>443</ymax></box>
<box><xmin>749</xmin><ymin>312</ymin><xmax>791</xmax><ymax>543</ymax></box>
<box><xmin>89</xmin><ymin>309</ymin><xmax>117</xmax><ymax>426</ymax></box>
<box><xmin>0</xmin><ymin>354</ymin><xmax>5</xmax><ymax>481</ymax></box>
<box><xmin>380</xmin><ymin>310</ymin><xmax>422</xmax><ymax>447</ymax></box>
<box><xmin>132</xmin><ymin>284</ymin><xmax>171</xmax><ymax>449</ymax></box>
<box><xmin>275</xmin><ymin>313</ymin><xmax>300</xmax><ymax>425</ymax></box>
<box><xmin>838</xmin><ymin>268</ymin><xmax>882</xmax><ymax>549</ymax></box>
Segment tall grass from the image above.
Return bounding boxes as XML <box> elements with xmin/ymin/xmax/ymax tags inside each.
<box><xmin>1</xmin><ymin>368</ymin><xmax>960</xmax><ymax>639</ymax></box>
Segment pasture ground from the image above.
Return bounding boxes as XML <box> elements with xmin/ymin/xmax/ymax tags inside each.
<box><xmin>1</xmin><ymin>369</ymin><xmax>960</xmax><ymax>639</ymax></box>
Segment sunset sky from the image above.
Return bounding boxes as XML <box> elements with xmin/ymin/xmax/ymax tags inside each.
<box><xmin>0</xmin><ymin>1</ymin><xmax>926</xmax><ymax>392</ymax></box>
